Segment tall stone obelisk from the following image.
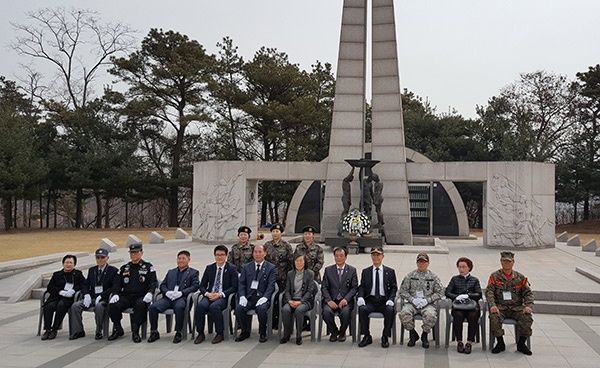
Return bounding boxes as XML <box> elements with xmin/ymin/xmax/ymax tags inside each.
<box><xmin>322</xmin><ymin>0</ymin><xmax>413</xmax><ymax>245</ymax></box>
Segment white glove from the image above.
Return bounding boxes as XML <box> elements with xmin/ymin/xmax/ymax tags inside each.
<box><xmin>386</xmin><ymin>300</ymin><xmax>394</xmax><ymax>307</ymax></box>
<box><xmin>109</xmin><ymin>295</ymin><xmax>120</xmax><ymax>304</ymax></box>
<box><xmin>411</xmin><ymin>298</ymin><xmax>421</xmax><ymax>307</ymax></box>
<box><xmin>143</xmin><ymin>293</ymin><xmax>153</xmax><ymax>303</ymax></box>
<box><xmin>165</xmin><ymin>291</ymin><xmax>175</xmax><ymax>300</ymax></box>
<box><xmin>64</xmin><ymin>289</ymin><xmax>76</xmax><ymax>298</ymax></box>
<box><xmin>256</xmin><ymin>297</ymin><xmax>268</xmax><ymax>306</ymax></box>
<box><xmin>95</xmin><ymin>296</ymin><xmax>102</xmax><ymax>305</ymax></box>
<box><xmin>357</xmin><ymin>297</ymin><xmax>365</xmax><ymax>307</ymax></box>
<box><xmin>456</xmin><ymin>294</ymin><xmax>469</xmax><ymax>301</ymax></box>
<box><xmin>172</xmin><ymin>291</ymin><xmax>183</xmax><ymax>300</ymax></box>
<box><xmin>239</xmin><ymin>296</ymin><xmax>248</xmax><ymax>307</ymax></box>
<box><xmin>83</xmin><ymin>294</ymin><xmax>92</xmax><ymax>308</ymax></box>
<box><xmin>58</xmin><ymin>290</ymin><xmax>67</xmax><ymax>297</ymax></box>
<box><xmin>419</xmin><ymin>299</ymin><xmax>429</xmax><ymax>308</ymax></box>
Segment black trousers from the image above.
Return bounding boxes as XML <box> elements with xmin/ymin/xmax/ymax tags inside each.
<box><xmin>452</xmin><ymin>308</ymin><xmax>480</xmax><ymax>342</ymax></box>
<box><xmin>108</xmin><ymin>295</ymin><xmax>148</xmax><ymax>331</ymax></box>
<box><xmin>359</xmin><ymin>297</ymin><xmax>394</xmax><ymax>337</ymax></box>
<box><xmin>43</xmin><ymin>297</ymin><xmax>74</xmax><ymax>330</ymax></box>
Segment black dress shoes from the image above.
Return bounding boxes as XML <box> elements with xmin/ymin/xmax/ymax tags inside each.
<box><xmin>259</xmin><ymin>334</ymin><xmax>268</xmax><ymax>343</ymax></box>
<box><xmin>381</xmin><ymin>335</ymin><xmax>389</xmax><ymax>348</ymax></box>
<box><xmin>194</xmin><ymin>334</ymin><xmax>205</xmax><ymax>344</ymax></box>
<box><xmin>69</xmin><ymin>331</ymin><xmax>85</xmax><ymax>340</ymax></box>
<box><xmin>280</xmin><ymin>336</ymin><xmax>290</xmax><ymax>344</ymax></box>
<box><xmin>172</xmin><ymin>332</ymin><xmax>182</xmax><ymax>344</ymax></box>
<box><xmin>329</xmin><ymin>333</ymin><xmax>338</xmax><ymax>342</ymax></box>
<box><xmin>132</xmin><ymin>333</ymin><xmax>142</xmax><ymax>343</ymax></box>
<box><xmin>296</xmin><ymin>337</ymin><xmax>302</xmax><ymax>345</ymax></box>
<box><xmin>95</xmin><ymin>332</ymin><xmax>103</xmax><ymax>340</ymax></box>
<box><xmin>211</xmin><ymin>334</ymin><xmax>224</xmax><ymax>344</ymax></box>
<box><xmin>235</xmin><ymin>332</ymin><xmax>250</xmax><ymax>342</ymax></box>
<box><xmin>338</xmin><ymin>333</ymin><xmax>346</xmax><ymax>342</ymax></box>
<box><xmin>147</xmin><ymin>331</ymin><xmax>160</xmax><ymax>343</ymax></box>
<box><xmin>47</xmin><ymin>330</ymin><xmax>57</xmax><ymax>340</ymax></box>
<box><xmin>41</xmin><ymin>330</ymin><xmax>51</xmax><ymax>340</ymax></box>
<box><xmin>407</xmin><ymin>329</ymin><xmax>419</xmax><ymax>347</ymax></box>
<box><xmin>358</xmin><ymin>334</ymin><xmax>372</xmax><ymax>347</ymax></box>
<box><xmin>107</xmin><ymin>329</ymin><xmax>124</xmax><ymax>341</ymax></box>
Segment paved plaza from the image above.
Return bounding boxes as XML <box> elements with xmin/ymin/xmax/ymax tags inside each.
<box><xmin>1</xmin><ymin>236</ymin><xmax>599</xmax><ymax>367</ymax></box>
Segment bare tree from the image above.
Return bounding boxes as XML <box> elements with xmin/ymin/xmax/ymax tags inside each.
<box><xmin>11</xmin><ymin>7</ymin><xmax>136</xmax><ymax>109</ymax></box>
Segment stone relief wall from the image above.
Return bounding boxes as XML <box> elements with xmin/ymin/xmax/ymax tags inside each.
<box><xmin>487</xmin><ymin>172</ymin><xmax>555</xmax><ymax>247</ymax></box>
<box><xmin>193</xmin><ymin>170</ymin><xmax>243</xmax><ymax>241</ymax></box>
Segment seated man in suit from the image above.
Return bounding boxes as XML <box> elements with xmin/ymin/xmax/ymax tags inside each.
<box><xmin>234</xmin><ymin>244</ymin><xmax>276</xmax><ymax>343</ymax></box>
<box><xmin>69</xmin><ymin>248</ymin><xmax>119</xmax><ymax>340</ymax></box>
<box><xmin>194</xmin><ymin>245</ymin><xmax>239</xmax><ymax>344</ymax></box>
<box><xmin>321</xmin><ymin>246</ymin><xmax>358</xmax><ymax>342</ymax></box>
<box><xmin>148</xmin><ymin>250</ymin><xmax>200</xmax><ymax>343</ymax></box>
<box><xmin>357</xmin><ymin>245</ymin><xmax>398</xmax><ymax>348</ymax></box>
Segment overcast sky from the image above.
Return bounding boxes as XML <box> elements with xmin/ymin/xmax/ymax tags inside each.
<box><xmin>1</xmin><ymin>0</ymin><xmax>599</xmax><ymax>118</ymax></box>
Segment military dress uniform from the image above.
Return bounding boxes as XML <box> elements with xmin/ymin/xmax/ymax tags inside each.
<box><xmin>108</xmin><ymin>252</ymin><xmax>157</xmax><ymax>340</ymax></box>
<box><xmin>485</xmin><ymin>268</ymin><xmax>534</xmax><ymax>339</ymax></box>
<box><xmin>398</xmin><ymin>268</ymin><xmax>444</xmax><ymax>334</ymax></box>
<box><xmin>293</xmin><ymin>241</ymin><xmax>324</xmax><ymax>284</ymax></box>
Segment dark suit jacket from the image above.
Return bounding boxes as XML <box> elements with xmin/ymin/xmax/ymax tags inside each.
<box><xmin>358</xmin><ymin>265</ymin><xmax>398</xmax><ymax>303</ymax></box>
<box><xmin>159</xmin><ymin>267</ymin><xmax>200</xmax><ymax>297</ymax></box>
<box><xmin>283</xmin><ymin>269</ymin><xmax>316</xmax><ymax>309</ymax></box>
<box><xmin>82</xmin><ymin>264</ymin><xmax>119</xmax><ymax>302</ymax></box>
<box><xmin>199</xmin><ymin>262</ymin><xmax>238</xmax><ymax>298</ymax></box>
<box><xmin>238</xmin><ymin>260</ymin><xmax>276</xmax><ymax>300</ymax></box>
<box><xmin>45</xmin><ymin>269</ymin><xmax>86</xmax><ymax>305</ymax></box>
<box><xmin>322</xmin><ymin>264</ymin><xmax>358</xmax><ymax>303</ymax></box>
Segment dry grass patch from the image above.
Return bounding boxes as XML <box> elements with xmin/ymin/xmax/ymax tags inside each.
<box><xmin>0</xmin><ymin>228</ymin><xmax>190</xmax><ymax>262</ymax></box>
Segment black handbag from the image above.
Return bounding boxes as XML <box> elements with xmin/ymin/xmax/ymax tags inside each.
<box><xmin>452</xmin><ymin>298</ymin><xmax>477</xmax><ymax>310</ymax></box>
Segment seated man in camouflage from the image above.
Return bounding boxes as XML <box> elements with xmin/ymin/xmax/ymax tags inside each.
<box><xmin>486</xmin><ymin>251</ymin><xmax>533</xmax><ymax>355</ymax></box>
<box><xmin>398</xmin><ymin>252</ymin><xmax>443</xmax><ymax>348</ymax></box>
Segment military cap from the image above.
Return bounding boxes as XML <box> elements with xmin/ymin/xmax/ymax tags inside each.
<box><xmin>270</xmin><ymin>223</ymin><xmax>284</xmax><ymax>232</ymax></box>
<box><xmin>302</xmin><ymin>225</ymin><xmax>316</xmax><ymax>233</ymax></box>
<box><xmin>128</xmin><ymin>243</ymin><xmax>143</xmax><ymax>252</ymax></box>
<box><xmin>238</xmin><ymin>226</ymin><xmax>252</xmax><ymax>235</ymax></box>
<box><xmin>416</xmin><ymin>252</ymin><xmax>429</xmax><ymax>262</ymax></box>
<box><xmin>500</xmin><ymin>251</ymin><xmax>515</xmax><ymax>261</ymax></box>
<box><xmin>95</xmin><ymin>248</ymin><xmax>109</xmax><ymax>257</ymax></box>
<box><xmin>370</xmin><ymin>245</ymin><xmax>384</xmax><ymax>254</ymax></box>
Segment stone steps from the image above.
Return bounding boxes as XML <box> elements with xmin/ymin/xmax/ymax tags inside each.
<box><xmin>534</xmin><ymin>290</ymin><xmax>600</xmax><ymax>316</ymax></box>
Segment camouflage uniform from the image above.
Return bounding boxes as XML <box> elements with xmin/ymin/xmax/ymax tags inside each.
<box><xmin>264</xmin><ymin>239</ymin><xmax>293</xmax><ymax>289</ymax></box>
<box><xmin>293</xmin><ymin>242</ymin><xmax>324</xmax><ymax>283</ymax></box>
<box><xmin>397</xmin><ymin>269</ymin><xmax>444</xmax><ymax>332</ymax></box>
<box><xmin>228</xmin><ymin>242</ymin><xmax>254</xmax><ymax>273</ymax></box>
<box><xmin>485</xmin><ymin>269</ymin><xmax>534</xmax><ymax>337</ymax></box>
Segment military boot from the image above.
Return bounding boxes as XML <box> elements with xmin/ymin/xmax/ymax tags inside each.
<box><xmin>491</xmin><ymin>336</ymin><xmax>505</xmax><ymax>354</ymax></box>
<box><xmin>407</xmin><ymin>329</ymin><xmax>419</xmax><ymax>347</ymax></box>
<box><xmin>517</xmin><ymin>336</ymin><xmax>532</xmax><ymax>355</ymax></box>
<box><xmin>421</xmin><ymin>331</ymin><xmax>430</xmax><ymax>349</ymax></box>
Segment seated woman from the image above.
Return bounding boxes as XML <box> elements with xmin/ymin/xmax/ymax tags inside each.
<box><xmin>280</xmin><ymin>254</ymin><xmax>316</xmax><ymax>345</ymax></box>
<box><xmin>445</xmin><ymin>257</ymin><xmax>482</xmax><ymax>354</ymax></box>
<box><xmin>41</xmin><ymin>254</ymin><xmax>86</xmax><ymax>340</ymax></box>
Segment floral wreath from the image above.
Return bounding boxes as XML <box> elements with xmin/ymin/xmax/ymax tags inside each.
<box><xmin>341</xmin><ymin>208</ymin><xmax>371</xmax><ymax>236</ymax></box>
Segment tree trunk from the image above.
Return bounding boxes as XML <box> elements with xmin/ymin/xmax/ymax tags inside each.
<box><xmin>39</xmin><ymin>193</ymin><xmax>43</xmax><ymax>228</ymax></box>
<box><xmin>125</xmin><ymin>199</ymin><xmax>129</xmax><ymax>228</ymax></box>
<box><xmin>95</xmin><ymin>192</ymin><xmax>102</xmax><ymax>228</ymax></box>
<box><xmin>75</xmin><ymin>187</ymin><xmax>83</xmax><ymax>228</ymax></box>
<box><xmin>2</xmin><ymin>198</ymin><xmax>11</xmax><ymax>230</ymax></box>
<box><xmin>53</xmin><ymin>196</ymin><xmax>57</xmax><ymax>228</ymax></box>
<box><xmin>45</xmin><ymin>191</ymin><xmax>51</xmax><ymax>228</ymax></box>
<box><xmin>573</xmin><ymin>199</ymin><xmax>578</xmax><ymax>224</ymax></box>
<box><xmin>583</xmin><ymin>194</ymin><xmax>590</xmax><ymax>221</ymax></box>
<box><xmin>13</xmin><ymin>198</ymin><xmax>18</xmax><ymax>228</ymax></box>
<box><xmin>104</xmin><ymin>197</ymin><xmax>111</xmax><ymax>228</ymax></box>
<box><xmin>140</xmin><ymin>201</ymin><xmax>144</xmax><ymax>227</ymax></box>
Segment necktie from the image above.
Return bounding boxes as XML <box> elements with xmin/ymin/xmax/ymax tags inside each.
<box><xmin>254</xmin><ymin>264</ymin><xmax>260</xmax><ymax>280</ymax></box>
<box><xmin>213</xmin><ymin>267</ymin><xmax>222</xmax><ymax>293</ymax></box>
<box><xmin>337</xmin><ymin>268</ymin><xmax>343</xmax><ymax>299</ymax></box>
<box><xmin>375</xmin><ymin>267</ymin><xmax>381</xmax><ymax>298</ymax></box>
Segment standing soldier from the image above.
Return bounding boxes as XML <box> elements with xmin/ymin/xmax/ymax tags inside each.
<box><xmin>264</xmin><ymin>223</ymin><xmax>293</xmax><ymax>329</ymax></box>
<box><xmin>108</xmin><ymin>243</ymin><xmax>158</xmax><ymax>343</ymax></box>
<box><xmin>486</xmin><ymin>252</ymin><xmax>534</xmax><ymax>356</ymax></box>
<box><xmin>293</xmin><ymin>225</ymin><xmax>324</xmax><ymax>283</ymax></box>
<box><xmin>398</xmin><ymin>252</ymin><xmax>444</xmax><ymax>348</ymax></box>
<box><xmin>264</xmin><ymin>224</ymin><xmax>293</xmax><ymax>290</ymax></box>
<box><xmin>228</xmin><ymin>226</ymin><xmax>254</xmax><ymax>273</ymax></box>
